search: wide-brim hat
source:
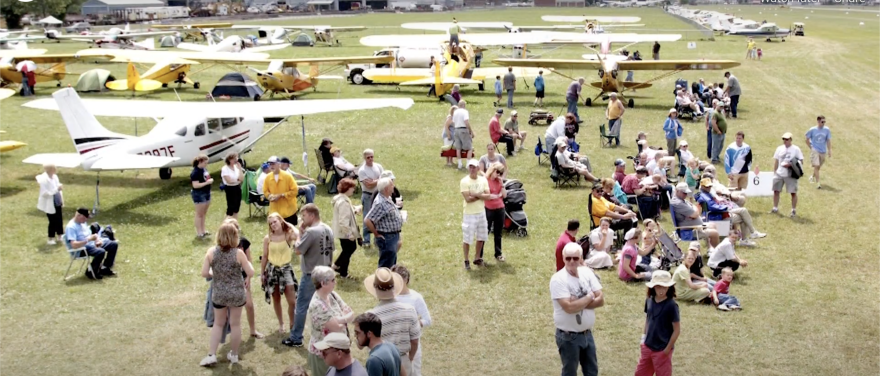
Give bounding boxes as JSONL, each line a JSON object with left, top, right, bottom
{"left": 364, "top": 268, "right": 405, "bottom": 300}
{"left": 646, "top": 270, "right": 675, "bottom": 288}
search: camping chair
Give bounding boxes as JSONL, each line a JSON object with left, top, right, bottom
{"left": 598, "top": 123, "right": 616, "bottom": 148}
{"left": 63, "top": 237, "right": 91, "bottom": 281}
{"left": 666, "top": 191, "right": 704, "bottom": 243}
{"left": 550, "top": 149, "right": 580, "bottom": 188}
{"left": 314, "top": 148, "right": 334, "bottom": 185}
{"left": 243, "top": 170, "right": 269, "bottom": 217}
{"left": 535, "top": 137, "right": 550, "bottom": 166}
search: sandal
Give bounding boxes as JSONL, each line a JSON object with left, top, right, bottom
{"left": 251, "top": 332, "right": 265, "bottom": 339}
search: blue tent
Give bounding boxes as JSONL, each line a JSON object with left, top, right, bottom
{"left": 211, "top": 73, "right": 263, "bottom": 100}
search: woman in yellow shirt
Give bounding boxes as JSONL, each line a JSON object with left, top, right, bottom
{"left": 261, "top": 213, "right": 300, "bottom": 334}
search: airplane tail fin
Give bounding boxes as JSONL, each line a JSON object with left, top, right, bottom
{"left": 105, "top": 62, "right": 161, "bottom": 92}
{"left": 51, "top": 88, "right": 129, "bottom": 154}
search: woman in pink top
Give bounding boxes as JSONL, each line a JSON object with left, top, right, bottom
{"left": 481, "top": 162, "right": 508, "bottom": 263}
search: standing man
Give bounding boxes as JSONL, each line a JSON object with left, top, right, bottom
{"left": 772, "top": 132, "right": 804, "bottom": 217}
{"left": 365, "top": 268, "right": 421, "bottom": 376}
{"left": 723, "top": 71, "right": 741, "bottom": 119}
{"left": 805, "top": 115, "right": 832, "bottom": 189}
{"left": 427, "top": 56, "right": 436, "bottom": 98}
{"left": 284, "top": 204, "right": 334, "bottom": 347}
{"left": 353, "top": 312, "right": 402, "bottom": 376}
{"left": 365, "top": 178, "right": 403, "bottom": 268}
{"left": 279, "top": 156, "right": 317, "bottom": 204}
{"left": 550, "top": 242, "right": 604, "bottom": 376}
{"left": 555, "top": 219, "right": 580, "bottom": 271}
{"left": 534, "top": 70, "right": 545, "bottom": 107}
{"left": 724, "top": 131, "right": 754, "bottom": 191}
{"left": 489, "top": 108, "right": 515, "bottom": 156}
{"left": 709, "top": 99, "right": 728, "bottom": 164}
{"left": 448, "top": 19, "right": 460, "bottom": 51}
{"left": 503, "top": 67, "right": 516, "bottom": 109}
{"left": 504, "top": 110, "right": 528, "bottom": 152}
{"left": 66, "top": 207, "right": 119, "bottom": 280}
{"left": 606, "top": 92, "right": 625, "bottom": 146}
{"left": 460, "top": 159, "right": 491, "bottom": 270}
{"left": 358, "top": 149, "right": 384, "bottom": 248}
{"left": 452, "top": 100, "right": 474, "bottom": 170}
{"left": 566, "top": 78, "right": 584, "bottom": 123}
{"left": 263, "top": 156, "right": 299, "bottom": 225}
{"left": 316, "top": 332, "right": 368, "bottom": 376}
{"left": 652, "top": 41, "right": 660, "bottom": 60}
{"left": 704, "top": 98, "right": 716, "bottom": 160}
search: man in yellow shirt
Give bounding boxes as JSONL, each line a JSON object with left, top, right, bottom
{"left": 460, "top": 159, "right": 492, "bottom": 270}
{"left": 589, "top": 184, "right": 637, "bottom": 233}
{"left": 263, "top": 156, "right": 300, "bottom": 225}
{"left": 746, "top": 38, "right": 756, "bottom": 60}
{"left": 606, "top": 92, "right": 626, "bottom": 146}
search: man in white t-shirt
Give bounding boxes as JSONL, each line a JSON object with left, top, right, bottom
{"left": 550, "top": 242, "right": 604, "bottom": 376}
{"left": 707, "top": 230, "right": 747, "bottom": 278}
{"left": 451, "top": 100, "right": 474, "bottom": 170}
{"left": 460, "top": 159, "right": 491, "bottom": 270}
{"left": 771, "top": 132, "right": 804, "bottom": 217}
{"left": 256, "top": 162, "right": 271, "bottom": 195}
{"left": 357, "top": 149, "right": 384, "bottom": 248}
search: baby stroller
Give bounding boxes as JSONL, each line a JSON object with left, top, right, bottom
{"left": 656, "top": 228, "right": 684, "bottom": 271}
{"left": 502, "top": 179, "right": 528, "bottom": 237}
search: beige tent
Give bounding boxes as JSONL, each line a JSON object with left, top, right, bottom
{"left": 37, "top": 16, "right": 62, "bottom": 25}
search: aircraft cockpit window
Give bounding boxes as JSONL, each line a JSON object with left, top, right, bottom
{"left": 282, "top": 67, "right": 300, "bottom": 77}
{"left": 207, "top": 119, "right": 221, "bottom": 133}
{"left": 598, "top": 69, "right": 605, "bottom": 78}
{"left": 611, "top": 70, "right": 618, "bottom": 79}
{"left": 195, "top": 123, "right": 206, "bottom": 136}
{"left": 239, "top": 117, "right": 244, "bottom": 123}
{"left": 221, "top": 118, "right": 238, "bottom": 129}
{"left": 175, "top": 127, "right": 187, "bottom": 137}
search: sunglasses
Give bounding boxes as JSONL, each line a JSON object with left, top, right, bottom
{"left": 565, "top": 257, "right": 581, "bottom": 262}
{"left": 820, "top": 120, "right": 826, "bottom": 124}
{"left": 783, "top": 138, "right": 792, "bottom": 141}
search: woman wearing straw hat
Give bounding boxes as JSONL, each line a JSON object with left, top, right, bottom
{"left": 635, "top": 271, "right": 680, "bottom": 376}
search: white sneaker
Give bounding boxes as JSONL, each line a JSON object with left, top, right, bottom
{"left": 751, "top": 231, "right": 767, "bottom": 239}
{"left": 227, "top": 351, "right": 239, "bottom": 364}
{"left": 739, "top": 239, "right": 757, "bottom": 247}
{"left": 717, "top": 304, "right": 730, "bottom": 311}
{"left": 47, "top": 239, "right": 56, "bottom": 245}
{"left": 770, "top": 207, "right": 778, "bottom": 214}
{"left": 809, "top": 176, "right": 815, "bottom": 183}
{"left": 790, "top": 209, "right": 797, "bottom": 218}
{"left": 200, "top": 354, "right": 217, "bottom": 367}
{"left": 457, "top": 161, "right": 463, "bottom": 169}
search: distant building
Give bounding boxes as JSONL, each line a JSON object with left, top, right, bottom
{"left": 81, "top": 0, "right": 166, "bottom": 15}
{"left": 540, "top": 0, "right": 584, "bottom": 6}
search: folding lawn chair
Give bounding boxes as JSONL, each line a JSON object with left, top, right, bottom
{"left": 314, "top": 148, "right": 334, "bottom": 185}
{"left": 63, "top": 237, "right": 92, "bottom": 281}
{"left": 598, "top": 123, "right": 616, "bottom": 148}
{"left": 243, "top": 170, "right": 269, "bottom": 217}
{"left": 535, "top": 137, "right": 550, "bottom": 166}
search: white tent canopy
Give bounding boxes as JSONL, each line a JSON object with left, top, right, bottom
{"left": 37, "top": 16, "right": 63, "bottom": 25}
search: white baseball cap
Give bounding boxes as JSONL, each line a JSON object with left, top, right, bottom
{"left": 467, "top": 159, "right": 480, "bottom": 168}
{"left": 267, "top": 156, "right": 279, "bottom": 163}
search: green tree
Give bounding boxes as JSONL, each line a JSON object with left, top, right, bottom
{"left": 1, "top": 0, "right": 86, "bottom": 29}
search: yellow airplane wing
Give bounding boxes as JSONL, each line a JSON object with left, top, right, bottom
{"left": 493, "top": 58, "right": 603, "bottom": 70}
{"left": 151, "top": 23, "right": 233, "bottom": 29}
{"left": 0, "top": 141, "right": 27, "bottom": 153}
{"left": 398, "top": 76, "right": 483, "bottom": 86}
{"left": 19, "top": 53, "right": 115, "bottom": 64}
{"left": 616, "top": 60, "right": 741, "bottom": 71}
{"left": 276, "top": 55, "right": 394, "bottom": 67}
{"left": 0, "top": 88, "right": 14, "bottom": 101}
{"left": 473, "top": 67, "right": 546, "bottom": 80}
{"left": 75, "top": 49, "right": 269, "bottom": 65}
{"left": 362, "top": 68, "right": 431, "bottom": 82}
{"left": 0, "top": 49, "right": 48, "bottom": 59}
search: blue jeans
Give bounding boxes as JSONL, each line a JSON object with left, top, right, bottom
{"left": 507, "top": 89, "right": 514, "bottom": 108}
{"left": 608, "top": 118, "right": 621, "bottom": 145}
{"left": 289, "top": 272, "right": 315, "bottom": 343}
{"left": 298, "top": 184, "right": 316, "bottom": 204}
{"left": 710, "top": 133, "right": 726, "bottom": 162}
{"left": 376, "top": 232, "right": 400, "bottom": 268}
{"left": 718, "top": 293, "right": 740, "bottom": 307}
{"left": 566, "top": 98, "right": 579, "bottom": 122}
{"left": 82, "top": 241, "right": 118, "bottom": 273}
{"left": 361, "top": 191, "right": 375, "bottom": 244}
{"left": 706, "top": 128, "right": 713, "bottom": 159}
{"left": 556, "top": 329, "right": 598, "bottom": 376}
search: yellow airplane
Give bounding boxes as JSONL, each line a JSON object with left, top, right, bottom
{"left": 248, "top": 55, "right": 394, "bottom": 99}
{"left": 0, "top": 52, "right": 108, "bottom": 87}
{"left": 494, "top": 55, "right": 740, "bottom": 107}
{"left": 0, "top": 130, "right": 27, "bottom": 153}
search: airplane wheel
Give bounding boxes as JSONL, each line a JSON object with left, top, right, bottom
{"left": 56, "top": 83, "right": 61, "bottom": 87}
{"left": 194, "top": 82, "right": 201, "bottom": 89}
{"left": 478, "top": 83, "right": 484, "bottom": 91}
{"left": 585, "top": 98, "right": 592, "bottom": 107}
{"left": 159, "top": 168, "right": 172, "bottom": 180}
{"left": 766, "top": 38, "right": 771, "bottom": 42}
{"left": 162, "top": 83, "right": 168, "bottom": 88}
{"left": 628, "top": 98, "right": 634, "bottom": 108}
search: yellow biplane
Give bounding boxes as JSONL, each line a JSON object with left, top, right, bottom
{"left": 248, "top": 55, "right": 395, "bottom": 99}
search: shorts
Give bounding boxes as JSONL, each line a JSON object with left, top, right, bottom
{"left": 213, "top": 301, "right": 246, "bottom": 309}
{"left": 810, "top": 149, "right": 826, "bottom": 167}
{"left": 453, "top": 128, "right": 472, "bottom": 151}
{"left": 450, "top": 34, "right": 460, "bottom": 46}
{"left": 729, "top": 174, "right": 749, "bottom": 190}
{"left": 191, "top": 189, "right": 211, "bottom": 204}
{"left": 536, "top": 89, "right": 545, "bottom": 98}
{"left": 462, "top": 212, "right": 488, "bottom": 245}
{"left": 772, "top": 175, "right": 798, "bottom": 193}
{"left": 263, "top": 263, "right": 298, "bottom": 303}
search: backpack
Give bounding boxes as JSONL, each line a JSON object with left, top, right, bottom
{"left": 789, "top": 159, "right": 804, "bottom": 179}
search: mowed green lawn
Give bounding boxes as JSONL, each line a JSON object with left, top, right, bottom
{"left": 1, "top": 6, "right": 878, "bottom": 375}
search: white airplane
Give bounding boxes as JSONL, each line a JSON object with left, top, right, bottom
{"left": 0, "top": 30, "right": 46, "bottom": 50}
{"left": 22, "top": 88, "right": 414, "bottom": 207}
{"left": 401, "top": 21, "right": 644, "bottom": 34}
{"left": 44, "top": 24, "right": 173, "bottom": 48}
{"left": 233, "top": 25, "right": 367, "bottom": 46}
{"left": 177, "top": 35, "right": 289, "bottom": 53}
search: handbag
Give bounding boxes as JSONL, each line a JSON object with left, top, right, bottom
{"left": 348, "top": 200, "right": 364, "bottom": 246}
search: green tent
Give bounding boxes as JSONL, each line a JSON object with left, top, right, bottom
{"left": 74, "top": 69, "right": 113, "bottom": 92}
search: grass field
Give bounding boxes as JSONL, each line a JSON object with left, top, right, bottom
{"left": 1, "top": 6, "right": 878, "bottom": 375}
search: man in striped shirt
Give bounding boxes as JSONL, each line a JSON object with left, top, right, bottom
{"left": 365, "top": 268, "right": 421, "bottom": 376}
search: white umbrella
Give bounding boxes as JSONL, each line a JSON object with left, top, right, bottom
{"left": 15, "top": 60, "right": 36, "bottom": 72}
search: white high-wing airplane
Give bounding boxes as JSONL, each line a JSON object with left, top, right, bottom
{"left": 22, "top": 88, "right": 413, "bottom": 195}
{"left": 177, "top": 35, "right": 289, "bottom": 53}
{"left": 233, "top": 25, "right": 367, "bottom": 46}
{"left": 44, "top": 23, "right": 173, "bottom": 47}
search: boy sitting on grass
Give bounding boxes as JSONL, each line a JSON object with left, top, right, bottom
{"left": 711, "top": 267, "right": 742, "bottom": 311}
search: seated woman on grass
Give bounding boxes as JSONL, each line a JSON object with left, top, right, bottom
{"left": 586, "top": 218, "right": 614, "bottom": 269}
{"left": 672, "top": 249, "right": 711, "bottom": 304}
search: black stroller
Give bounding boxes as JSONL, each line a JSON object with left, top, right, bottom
{"left": 502, "top": 179, "right": 528, "bottom": 237}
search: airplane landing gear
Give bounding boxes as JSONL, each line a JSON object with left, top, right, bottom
{"left": 478, "top": 83, "right": 484, "bottom": 91}
{"left": 585, "top": 98, "right": 592, "bottom": 107}
{"left": 766, "top": 37, "right": 772, "bottom": 42}
{"left": 627, "top": 98, "right": 634, "bottom": 108}
{"left": 193, "top": 82, "right": 201, "bottom": 89}
{"left": 159, "top": 168, "right": 172, "bottom": 180}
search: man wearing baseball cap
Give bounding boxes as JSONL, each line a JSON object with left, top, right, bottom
{"left": 489, "top": 108, "right": 515, "bottom": 156}
{"left": 279, "top": 156, "right": 317, "bottom": 204}
{"left": 65, "top": 207, "right": 118, "bottom": 280}
{"left": 504, "top": 110, "right": 528, "bottom": 153}
{"left": 315, "top": 332, "right": 368, "bottom": 376}
{"left": 460, "top": 159, "right": 491, "bottom": 270}
{"left": 772, "top": 132, "right": 804, "bottom": 217}
{"left": 612, "top": 159, "right": 627, "bottom": 185}
{"left": 263, "top": 155, "right": 299, "bottom": 225}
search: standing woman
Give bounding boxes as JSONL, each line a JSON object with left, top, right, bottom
{"left": 200, "top": 222, "right": 254, "bottom": 367}
{"left": 307, "top": 265, "right": 354, "bottom": 376}
{"left": 443, "top": 105, "right": 457, "bottom": 166}
{"left": 191, "top": 155, "right": 213, "bottom": 238}
{"left": 261, "top": 213, "right": 300, "bottom": 334}
{"left": 36, "top": 164, "right": 64, "bottom": 245}
{"left": 478, "top": 143, "right": 508, "bottom": 177}
{"left": 220, "top": 152, "right": 244, "bottom": 220}
{"left": 635, "top": 271, "right": 680, "bottom": 376}
{"left": 331, "top": 178, "right": 362, "bottom": 279}
{"left": 224, "top": 218, "right": 263, "bottom": 339}
{"left": 663, "top": 109, "right": 683, "bottom": 154}
{"left": 482, "top": 162, "right": 507, "bottom": 263}
{"left": 451, "top": 84, "right": 462, "bottom": 104}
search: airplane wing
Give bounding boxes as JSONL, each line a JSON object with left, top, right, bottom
{"left": 493, "top": 58, "right": 603, "bottom": 70}
{"left": 176, "top": 42, "right": 212, "bottom": 52}
{"left": 75, "top": 49, "right": 270, "bottom": 64}
{"left": 23, "top": 95, "right": 415, "bottom": 119}
{"left": 22, "top": 153, "right": 82, "bottom": 168}
{"left": 533, "top": 32, "right": 682, "bottom": 44}
{"left": 514, "top": 25, "right": 582, "bottom": 31}
{"left": 401, "top": 22, "right": 513, "bottom": 32}
{"left": 90, "top": 154, "right": 179, "bottom": 170}
{"left": 0, "top": 88, "right": 14, "bottom": 101}
{"left": 0, "top": 49, "right": 47, "bottom": 58}
{"left": 152, "top": 23, "right": 234, "bottom": 29}
{"left": 616, "top": 60, "right": 742, "bottom": 71}
{"left": 360, "top": 33, "right": 549, "bottom": 47}
{"left": 473, "top": 67, "right": 546, "bottom": 79}
{"left": 398, "top": 77, "right": 483, "bottom": 86}
{"left": 541, "top": 16, "right": 642, "bottom": 23}
{"left": 115, "top": 31, "right": 176, "bottom": 39}
{"left": 276, "top": 55, "right": 394, "bottom": 67}
{"left": 0, "top": 35, "right": 46, "bottom": 42}
{"left": 243, "top": 44, "right": 289, "bottom": 53}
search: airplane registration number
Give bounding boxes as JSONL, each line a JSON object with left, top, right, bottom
{"left": 139, "top": 146, "right": 176, "bottom": 157}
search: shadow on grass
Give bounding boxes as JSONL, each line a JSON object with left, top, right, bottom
{"left": 0, "top": 185, "right": 26, "bottom": 199}
{"left": 468, "top": 259, "right": 516, "bottom": 282}
{"left": 17, "top": 173, "right": 171, "bottom": 189}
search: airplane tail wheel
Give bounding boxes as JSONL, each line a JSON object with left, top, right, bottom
{"left": 159, "top": 168, "right": 172, "bottom": 180}
{"left": 627, "top": 98, "right": 634, "bottom": 108}
{"left": 194, "top": 82, "right": 201, "bottom": 89}
{"left": 162, "top": 83, "right": 168, "bottom": 88}
{"left": 585, "top": 98, "right": 592, "bottom": 107}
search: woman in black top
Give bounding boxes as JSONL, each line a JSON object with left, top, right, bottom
{"left": 318, "top": 138, "right": 334, "bottom": 170}
{"left": 191, "top": 154, "right": 213, "bottom": 238}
